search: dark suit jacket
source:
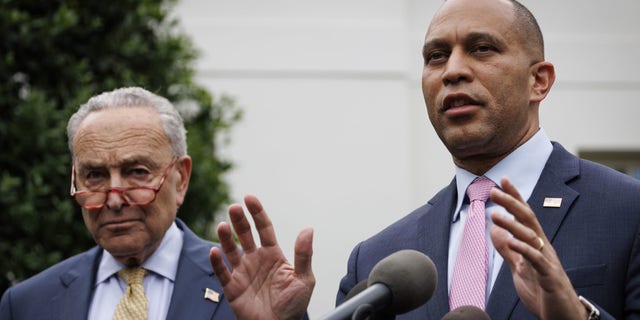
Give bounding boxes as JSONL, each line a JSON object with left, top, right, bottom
{"left": 0, "top": 218, "right": 235, "bottom": 319}
{"left": 336, "top": 142, "right": 640, "bottom": 319}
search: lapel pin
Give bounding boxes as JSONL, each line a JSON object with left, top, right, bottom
{"left": 543, "top": 197, "right": 562, "bottom": 208}
{"left": 204, "top": 288, "right": 220, "bottom": 303}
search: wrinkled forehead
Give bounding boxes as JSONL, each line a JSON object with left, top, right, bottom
{"left": 426, "top": 0, "right": 515, "bottom": 41}
{"left": 72, "top": 107, "right": 172, "bottom": 165}
{"left": 74, "top": 106, "right": 164, "bottom": 142}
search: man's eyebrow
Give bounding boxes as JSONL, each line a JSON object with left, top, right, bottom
{"left": 76, "top": 157, "right": 156, "bottom": 170}
{"left": 76, "top": 161, "right": 105, "bottom": 170}
{"left": 422, "top": 38, "right": 449, "bottom": 56}
{"left": 118, "top": 158, "right": 159, "bottom": 170}
{"left": 423, "top": 32, "right": 505, "bottom": 54}
{"left": 465, "top": 32, "right": 504, "bottom": 46}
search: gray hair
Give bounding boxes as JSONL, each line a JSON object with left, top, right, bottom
{"left": 66, "top": 87, "right": 187, "bottom": 158}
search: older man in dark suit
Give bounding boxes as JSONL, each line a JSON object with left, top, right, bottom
{"left": 0, "top": 87, "right": 235, "bottom": 319}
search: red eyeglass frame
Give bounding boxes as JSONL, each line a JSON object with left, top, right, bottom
{"left": 69, "top": 157, "right": 178, "bottom": 210}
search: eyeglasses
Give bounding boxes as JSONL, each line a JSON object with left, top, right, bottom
{"left": 70, "top": 158, "right": 178, "bottom": 210}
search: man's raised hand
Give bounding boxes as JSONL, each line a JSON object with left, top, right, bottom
{"left": 209, "top": 195, "right": 315, "bottom": 320}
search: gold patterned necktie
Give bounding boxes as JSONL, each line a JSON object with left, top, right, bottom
{"left": 113, "top": 267, "right": 148, "bottom": 320}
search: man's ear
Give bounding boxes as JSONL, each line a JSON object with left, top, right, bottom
{"left": 174, "top": 155, "right": 192, "bottom": 206}
{"left": 530, "top": 61, "right": 556, "bottom": 103}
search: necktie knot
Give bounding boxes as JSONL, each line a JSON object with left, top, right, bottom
{"left": 466, "top": 176, "right": 495, "bottom": 203}
{"left": 118, "top": 267, "right": 146, "bottom": 285}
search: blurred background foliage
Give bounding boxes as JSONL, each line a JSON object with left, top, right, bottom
{"left": 0, "top": 0, "right": 241, "bottom": 295}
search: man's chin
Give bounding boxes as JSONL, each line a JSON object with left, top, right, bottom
{"left": 100, "top": 238, "right": 147, "bottom": 265}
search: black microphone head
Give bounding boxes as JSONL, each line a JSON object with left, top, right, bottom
{"left": 345, "top": 279, "right": 369, "bottom": 301}
{"left": 367, "top": 249, "right": 437, "bottom": 315}
{"left": 441, "top": 306, "right": 490, "bottom": 320}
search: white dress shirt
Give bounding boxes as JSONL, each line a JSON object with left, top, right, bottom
{"left": 447, "top": 129, "right": 553, "bottom": 304}
{"left": 88, "top": 222, "right": 184, "bottom": 320}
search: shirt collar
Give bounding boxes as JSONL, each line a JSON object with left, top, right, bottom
{"left": 452, "top": 128, "right": 553, "bottom": 222}
{"left": 94, "top": 221, "right": 184, "bottom": 285}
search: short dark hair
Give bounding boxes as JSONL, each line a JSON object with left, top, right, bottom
{"left": 510, "top": 0, "right": 545, "bottom": 60}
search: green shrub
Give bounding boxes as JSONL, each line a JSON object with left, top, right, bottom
{"left": 0, "top": 0, "right": 241, "bottom": 294}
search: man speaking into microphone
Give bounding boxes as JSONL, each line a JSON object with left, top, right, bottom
{"left": 209, "top": 0, "right": 640, "bottom": 319}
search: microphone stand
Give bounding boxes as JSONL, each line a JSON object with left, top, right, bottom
{"left": 351, "top": 304, "right": 396, "bottom": 320}
{"left": 351, "top": 304, "right": 374, "bottom": 320}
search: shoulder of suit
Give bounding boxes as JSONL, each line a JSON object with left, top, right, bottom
{"left": 3, "top": 246, "right": 101, "bottom": 296}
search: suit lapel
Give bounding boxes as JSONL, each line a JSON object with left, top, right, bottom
{"left": 50, "top": 247, "right": 101, "bottom": 320}
{"left": 39, "top": 220, "right": 223, "bottom": 320}
{"left": 486, "top": 142, "right": 580, "bottom": 319}
{"left": 421, "top": 179, "right": 458, "bottom": 320}
{"left": 166, "top": 220, "right": 225, "bottom": 319}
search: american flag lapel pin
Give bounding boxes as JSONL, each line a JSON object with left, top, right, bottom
{"left": 204, "top": 288, "right": 220, "bottom": 303}
{"left": 543, "top": 197, "right": 562, "bottom": 208}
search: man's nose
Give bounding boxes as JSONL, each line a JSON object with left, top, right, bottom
{"left": 442, "top": 49, "right": 473, "bottom": 85}
{"left": 105, "top": 176, "right": 127, "bottom": 210}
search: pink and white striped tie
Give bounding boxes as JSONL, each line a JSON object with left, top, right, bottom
{"left": 449, "top": 176, "right": 496, "bottom": 310}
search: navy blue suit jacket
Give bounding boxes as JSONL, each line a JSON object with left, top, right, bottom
{"left": 0, "top": 219, "right": 235, "bottom": 319}
{"left": 336, "top": 142, "right": 640, "bottom": 319}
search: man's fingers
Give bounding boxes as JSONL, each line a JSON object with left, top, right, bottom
{"left": 294, "top": 227, "right": 314, "bottom": 276}
{"left": 217, "top": 221, "right": 241, "bottom": 267}
{"left": 502, "top": 231, "right": 555, "bottom": 278}
{"left": 244, "top": 194, "right": 279, "bottom": 247}
{"left": 491, "top": 210, "right": 546, "bottom": 251}
{"left": 491, "top": 214, "right": 554, "bottom": 276}
{"left": 229, "top": 203, "right": 257, "bottom": 252}
{"left": 491, "top": 181, "right": 544, "bottom": 237}
{"left": 490, "top": 225, "right": 521, "bottom": 268}
{"left": 498, "top": 177, "right": 525, "bottom": 203}
{"left": 209, "top": 247, "right": 232, "bottom": 286}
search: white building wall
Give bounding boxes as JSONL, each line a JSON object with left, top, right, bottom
{"left": 174, "top": 1, "right": 640, "bottom": 317}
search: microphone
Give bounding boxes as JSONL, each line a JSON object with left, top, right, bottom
{"left": 441, "top": 306, "right": 491, "bottom": 320}
{"left": 344, "top": 280, "right": 394, "bottom": 320}
{"left": 319, "top": 250, "right": 437, "bottom": 320}
{"left": 344, "top": 279, "right": 369, "bottom": 301}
